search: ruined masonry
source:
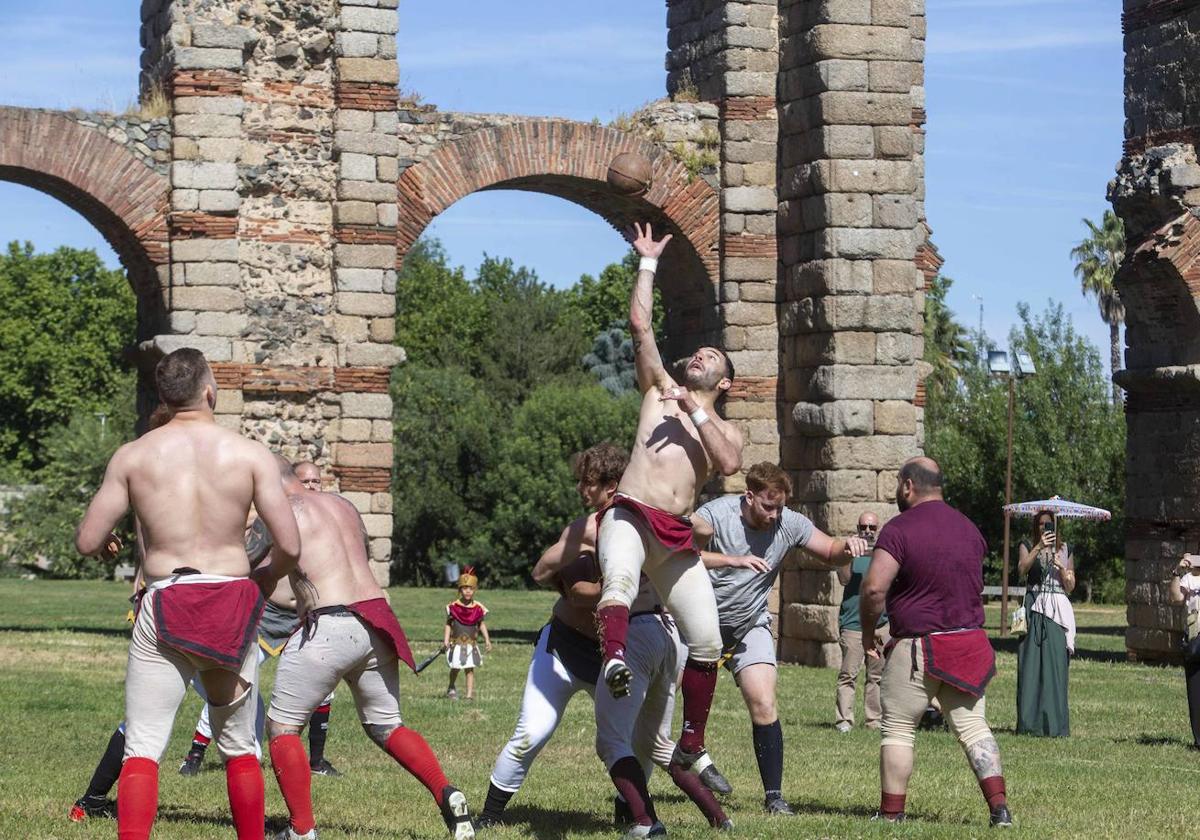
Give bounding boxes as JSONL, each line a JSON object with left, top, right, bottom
{"left": 4, "top": 0, "right": 1099, "bottom": 668}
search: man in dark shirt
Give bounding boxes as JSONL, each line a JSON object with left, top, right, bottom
{"left": 860, "top": 457, "right": 1012, "bottom": 828}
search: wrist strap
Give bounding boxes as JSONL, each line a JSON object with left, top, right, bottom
{"left": 690, "top": 407, "right": 710, "bottom": 427}
{"left": 638, "top": 256, "right": 658, "bottom": 274}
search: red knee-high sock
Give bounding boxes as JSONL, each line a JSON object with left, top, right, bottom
{"left": 880, "top": 791, "right": 907, "bottom": 818}
{"left": 668, "top": 759, "right": 727, "bottom": 827}
{"left": 609, "top": 756, "right": 656, "bottom": 827}
{"left": 597, "top": 604, "right": 629, "bottom": 661}
{"left": 117, "top": 757, "right": 158, "bottom": 840}
{"left": 226, "top": 754, "right": 265, "bottom": 840}
{"left": 385, "top": 727, "right": 450, "bottom": 805}
{"left": 269, "top": 735, "right": 314, "bottom": 834}
{"left": 679, "top": 657, "right": 718, "bottom": 753}
{"left": 979, "top": 775, "right": 1007, "bottom": 810}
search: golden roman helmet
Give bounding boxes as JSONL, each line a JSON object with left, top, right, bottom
{"left": 457, "top": 567, "right": 478, "bottom": 590}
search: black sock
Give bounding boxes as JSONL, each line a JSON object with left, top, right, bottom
{"left": 308, "top": 704, "right": 331, "bottom": 765}
{"left": 83, "top": 727, "right": 126, "bottom": 801}
{"left": 752, "top": 720, "right": 784, "bottom": 799}
{"left": 481, "top": 781, "right": 515, "bottom": 822}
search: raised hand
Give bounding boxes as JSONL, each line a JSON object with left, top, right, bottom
{"left": 626, "top": 221, "right": 673, "bottom": 259}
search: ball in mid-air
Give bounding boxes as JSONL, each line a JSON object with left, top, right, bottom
{"left": 607, "top": 152, "right": 653, "bottom": 196}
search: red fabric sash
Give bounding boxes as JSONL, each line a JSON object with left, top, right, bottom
{"left": 609, "top": 495, "right": 696, "bottom": 552}
{"left": 920, "top": 629, "right": 996, "bottom": 698}
{"left": 349, "top": 598, "right": 416, "bottom": 673}
{"left": 153, "top": 579, "right": 264, "bottom": 668}
{"left": 448, "top": 600, "right": 486, "bottom": 627}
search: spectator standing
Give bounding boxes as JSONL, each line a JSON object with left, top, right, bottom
{"left": 835, "top": 512, "right": 889, "bottom": 733}
{"left": 1169, "top": 554, "right": 1200, "bottom": 749}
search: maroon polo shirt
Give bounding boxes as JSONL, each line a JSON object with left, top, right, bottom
{"left": 873, "top": 499, "right": 987, "bottom": 639}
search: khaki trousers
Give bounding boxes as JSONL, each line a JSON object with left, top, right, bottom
{"left": 880, "top": 637, "right": 994, "bottom": 750}
{"left": 835, "top": 627, "right": 885, "bottom": 727}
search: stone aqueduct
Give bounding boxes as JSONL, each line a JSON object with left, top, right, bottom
{"left": 0, "top": 0, "right": 1194, "bottom": 664}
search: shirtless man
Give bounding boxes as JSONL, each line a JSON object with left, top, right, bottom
{"left": 596, "top": 222, "right": 743, "bottom": 776}
{"left": 264, "top": 459, "right": 473, "bottom": 840}
{"left": 75, "top": 348, "right": 301, "bottom": 840}
{"left": 181, "top": 462, "right": 341, "bottom": 779}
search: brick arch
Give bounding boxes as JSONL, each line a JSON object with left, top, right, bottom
{"left": 397, "top": 119, "right": 722, "bottom": 356}
{"left": 0, "top": 107, "right": 169, "bottom": 316}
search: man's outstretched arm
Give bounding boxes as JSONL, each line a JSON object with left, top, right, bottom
{"left": 628, "top": 222, "right": 673, "bottom": 394}
{"left": 76, "top": 447, "right": 132, "bottom": 557}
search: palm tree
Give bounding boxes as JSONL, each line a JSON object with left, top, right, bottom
{"left": 1071, "top": 210, "right": 1126, "bottom": 405}
{"left": 923, "top": 274, "right": 972, "bottom": 393}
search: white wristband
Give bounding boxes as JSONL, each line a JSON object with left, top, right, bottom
{"left": 690, "top": 407, "right": 710, "bottom": 427}
{"left": 638, "top": 256, "right": 658, "bottom": 274}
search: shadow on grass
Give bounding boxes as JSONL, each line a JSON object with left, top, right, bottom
{"left": 0, "top": 623, "right": 129, "bottom": 637}
{"left": 501, "top": 803, "right": 616, "bottom": 838}
{"left": 1112, "top": 733, "right": 1197, "bottom": 749}
{"left": 790, "top": 796, "right": 966, "bottom": 824}
{"left": 491, "top": 628, "right": 541, "bottom": 645}
{"left": 990, "top": 635, "right": 1126, "bottom": 664}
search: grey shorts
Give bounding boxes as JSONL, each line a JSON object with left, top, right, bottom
{"left": 723, "top": 619, "right": 777, "bottom": 676}
{"left": 268, "top": 612, "right": 402, "bottom": 729}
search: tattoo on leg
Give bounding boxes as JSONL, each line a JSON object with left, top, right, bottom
{"left": 364, "top": 723, "right": 398, "bottom": 749}
{"left": 966, "top": 736, "right": 1003, "bottom": 780}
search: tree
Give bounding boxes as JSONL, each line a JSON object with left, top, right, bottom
{"left": 582, "top": 324, "right": 636, "bottom": 395}
{"left": 393, "top": 238, "right": 487, "bottom": 371}
{"left": 925, "top": 302, "right": 1126, "bottom": 601}
{"left": 459, "top": 382, "right": 641, "bottom": 587}
{"left": 2, "top": 381, "right": 138, "bottom": 578}
{"left": 390, "top": 363, "right": 500, "bottom": 585}
{"left": 1071, "top": 210, "right": 1126, "bottom": 405}
{"left": 563, "top": 249, "right": 665, "bottom": 340}
{"left": 0, "top": 243, "right": 137, "bottom": 478}
{"left": 923, "top": 274, "right": 973, "bottom": 396}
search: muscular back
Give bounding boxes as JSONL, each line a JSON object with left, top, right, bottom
{"left": 617, "top": 386, "right": 712, "bottom": 516}
{"left": 285, "top": 491, "right": 381, "bottom": 611}
{"left": 122, "top": 419, "right": 280, "bottom": 581}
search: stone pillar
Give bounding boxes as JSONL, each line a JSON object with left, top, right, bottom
{"left": 1110, "top": 0, "right": 1200, "bottom": 662}
{"left": 776, "top": 0, "right": 924, "bottom": 666}
{"left": 138, "top": 0, "right": 400, "bottom": 585}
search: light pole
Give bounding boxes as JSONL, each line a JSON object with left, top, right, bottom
{"left": 988, "top": 350, "right": 1036, "bottom": 634}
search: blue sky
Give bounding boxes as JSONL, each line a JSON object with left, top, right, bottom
{"left": 0, "top": 0, "right": 1124, "bottom": 365}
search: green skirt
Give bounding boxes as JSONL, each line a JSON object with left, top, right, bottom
{"left": 1016, "top": 602, "right": 1070, "bottom": 736}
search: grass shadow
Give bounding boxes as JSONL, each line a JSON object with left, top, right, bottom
{"left": 991, "top": 634, "right": 1127, "bottom": 664}
{"left": 790, "top": 796, "right": 965, "bottom": 824}
{"left": 0, "top": 624, "right": 130, "bottom": 637}
{"left": 501, "top": 803, "right": 616, "bottom": 838}
{"left": 491, "top": 629, "right": 541, "bottom": 645}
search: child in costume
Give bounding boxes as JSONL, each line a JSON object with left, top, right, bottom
{"left": 444, "top": 568, "right": 491, "bottom": 700}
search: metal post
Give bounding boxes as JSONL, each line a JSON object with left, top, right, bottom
{"left": 1000, "top": 377, "right": 1015, "bottom": 635}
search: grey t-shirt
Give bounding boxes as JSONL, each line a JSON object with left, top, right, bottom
{"left": 695, "top": 494, "right": 814, "bottom": 645}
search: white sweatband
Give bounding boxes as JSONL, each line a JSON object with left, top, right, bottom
{"left": 690, "top": 407, "right": 710, "bottom": 427}
{"left": 638, "top": 256, "right": 658, "bottom": 274}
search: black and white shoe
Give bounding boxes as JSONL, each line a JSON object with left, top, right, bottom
{"left": 272, "top": 827, "right": 318, "bottom": 840}
{"left": 440, "top": 786, "right": 475, "bottom": 839}
{"left": 309, "top": 758, "right": 343, "bottom": 778}
{"left": 764, "top": 795, "right": 794, "bottom": 816}
{"left": 178, "top": 749, "right": 205, "bottom": 777}
{"left": 603, "top": 658, "right": 632, "bottom": 698}
{"left": 989, "top": 805, "right": 1014, "bottom": 828}
{"left": 871, "top": 811, "right": 907, "bottom": 823}
{"left": 670, "top": 745, "right": 732, "bottom": 795}
{"left": 622, "top": 821, "right": 667, "bottom": 838}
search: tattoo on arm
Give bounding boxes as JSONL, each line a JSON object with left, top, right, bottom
{"left": 244, "top": 519, "right": 274, "bottom": 567}
{"left": 966, "top": 736, "right": 1003, "bottom": 780}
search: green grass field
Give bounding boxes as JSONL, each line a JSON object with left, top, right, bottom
{"left": 0, "top": 581, "right": 1194, "bottom": 839}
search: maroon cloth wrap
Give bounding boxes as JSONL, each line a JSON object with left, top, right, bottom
{"left": 920, "top": 629, "right": 996, "bottom": 698}
{"left": 152, "top": 579, "right": 265, "bottom": 668}
{"left": 348, "top": 598, "right": 417, "bottom": 673}
{"left": 609, "top": 495, "right": 696, "bottom": 552}
{"left": 447, "top": 600, "right": 486, "bottom": 627}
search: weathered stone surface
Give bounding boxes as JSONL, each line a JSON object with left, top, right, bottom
{"left": 341, "top": 393, "right": 392, "bottom": 419}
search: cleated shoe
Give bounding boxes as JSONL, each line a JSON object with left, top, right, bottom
{"left": 603, "top": 658, "right": 632, "bottom": 698}
{"left": 835, "top": 722, "right": 852, "bottom": 734}
{"left": 989, "top": 805, "right": 1013, "bottom": 828}
{"left": 440, "top": 785, "right": 475, "bottom": 839}
{"left": 178, "top": 749, "right": 205, "bottom": 776}
{"left": 871, "top": 811, "right": 907, "bottom": 823}
{"left": 717, "top": 818, "right": 734, "bottom": 832}
{"left": 69, "top": 796, "right": 114, "bottom": 822}
{"left": 672, "top": 746, "right": 732, "bottom": 796}
{"left": 272, "top": 827, "right": 318, "bottom": 840}
{"left": 622, "top": 821, "right": 667, "bottom": 838}
{"left": 309, "top": 758, "right": 343, "bottom": 778}
{"left": 764, "top": 795, "right": 794, "bottom": 816}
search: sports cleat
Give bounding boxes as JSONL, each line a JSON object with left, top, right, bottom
{"left": 764, "top": 795, "right": 795, "bottom": 816}
{"left": 835, "top": 721, "right": 852, "bottom": 734}
{"left": 671, "top": 745, "right": 732, "bottom": 796}
{"left": 614, "top": 796, "right": 634, "bottom": 826}
{"left": 445, "top": 688, "right": 459, "bottom": 701}
{"left": 272, "top": 827, "right": 318, "bottom": 840}
{"left": 440, "top": 786, "right": 475, "bottom": 839}
{"left": 717, "top": 818, "right": 734, "bottom": 831}
{"left": 603, "top": 658, "right": 632, "bottom": 698}
{"left": 622, "top": 821, "right": 667, "bottom": 838}
{"left": 989, "top": 805, "right": 1013, "bottom": 828}
{"left": 309, "top": 758, "right": 343, "bottom": 778}
{"left": 178, "top": 749, "right": 205, "bottom": 776}
{"left": 472, "top": 815, "right": 501, "bottom": 830}
{"left": 69, "top": 796, "right": 114, "bottom": 822}
{"left": 871, "top": 811, "right": 907, "bottom": 823}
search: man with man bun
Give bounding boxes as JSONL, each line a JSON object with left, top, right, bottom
{"left": 76, "top": 348, "right": 302, "bottom": 840}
